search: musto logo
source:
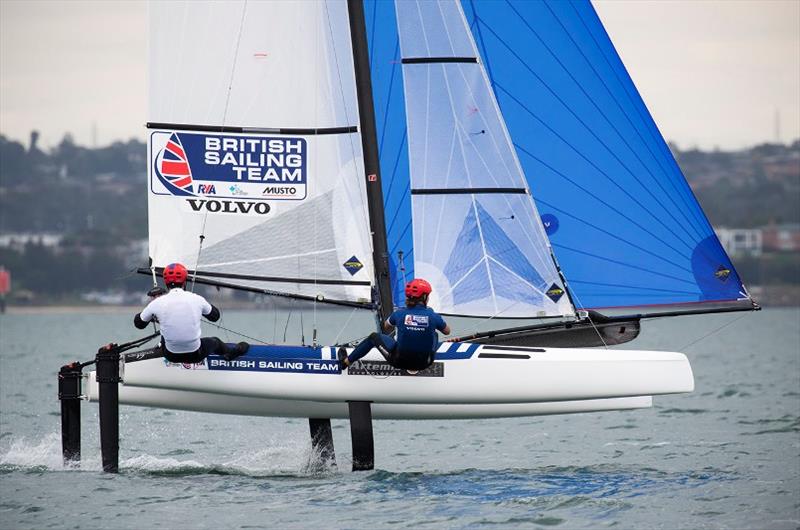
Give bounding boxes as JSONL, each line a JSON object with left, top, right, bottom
{"left": 150, "top": 131, "right": 308, "bottom": 214}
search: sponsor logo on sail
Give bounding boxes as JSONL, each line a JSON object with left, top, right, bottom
{"left": 228, "top": 184, "right": 248, "bottom": 196}
{"left": 154, "top": 133, "right": 194, "bottom": 195}
{"left": 541, "top": 213, "right": 559, "bottom": 235}
{"left": 715, "top": 265, "right": 731, "bottom": 282}
{"left": 546, "top": 283, "right": 565, "bottom": 303}
{"left": 343, "top": 256, "right": 364, "bottom": 276}
{"left": 186, "top": 199, "right": 271, "bottom": 215}
{"left": 150, "top": 130, "right": 308, "bottom": 212}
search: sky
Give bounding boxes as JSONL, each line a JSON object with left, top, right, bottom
{"left": 0, "top": 0, "right": 798, "bottom": 151}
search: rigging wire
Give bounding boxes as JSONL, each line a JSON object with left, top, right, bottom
{"left": 449, "top": 299, "right": 522, "bottom": 339}
{"left": 189, "top": 1, "right": 248, "bottom": 342}
{"left": 283, "top": 299, "right": 296, "bottom": 343}
{"left": 271, "top": 295, "right": 279, "bottom": 343}
{"left": 221, "top": 1, "right": 248, "bottom": 130}
{"left": 189, "top": 0, "right": 246, "bottom": 290}
{"left": 312, "top": 1, "right": 320, "bottom": 347}
{"left": 564, "top": 288, "right": 609, "bottom": 349}
{"left": 300, "top": 306, "right": 306, "bottom": 346}
{"left": 676, "top": 311, "right": 752, "bottom": 352}
{"left": 332, "top": 307, "right": 362, "bottom": 345}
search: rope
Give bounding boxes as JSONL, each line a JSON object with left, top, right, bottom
{"left": 204, "top": 319, "right": 271, "bottom": 346}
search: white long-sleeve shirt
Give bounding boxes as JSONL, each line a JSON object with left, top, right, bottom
{"left": 140, "top": 288, "right": 213, "bottom": 353}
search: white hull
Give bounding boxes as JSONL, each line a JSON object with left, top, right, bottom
{"left": 86, "top": 372, "right": 653, "bottom": 419}
{"left": 85, "top": 343, "right": 692, "bottom": 419}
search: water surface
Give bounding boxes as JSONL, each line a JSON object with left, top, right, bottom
{"left": 1, "top": 307, "right": 798, "bottom": 529}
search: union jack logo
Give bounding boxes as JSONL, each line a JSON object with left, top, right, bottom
{"left": 159, "top": 133, "right": 193, "bottom": 191}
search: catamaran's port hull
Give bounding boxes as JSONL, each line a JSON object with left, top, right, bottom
{"left": 85, "top": 373, "right": 653, "bottom": 419}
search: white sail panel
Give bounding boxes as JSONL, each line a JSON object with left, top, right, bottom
{"left": 395, "top": 0, "right": 573, "bottom": 318}
{"left": 147, "top": 1, "right": 373, "bottom": 303}
{"left": 149, "top": 1, "right": 357, "bottom": 129}
{"left": 395, "top": 1, "right": 475, "bottom": 58}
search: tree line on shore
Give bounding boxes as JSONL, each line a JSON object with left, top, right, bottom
{"left": 0, "top": 133, "right": 798, "bottom": 302}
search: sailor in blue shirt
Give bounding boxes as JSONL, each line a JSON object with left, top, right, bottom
{"left": 339, "top": 278, "right": 451, "bottom": 371}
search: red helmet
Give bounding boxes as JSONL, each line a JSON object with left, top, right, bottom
{"left": 163, "top": 263, "right": 188, "bottom": 286}
{"left": 405, "top": 278, "right": 432, "bottom": 298}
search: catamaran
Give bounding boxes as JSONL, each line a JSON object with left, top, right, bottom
{"left": 61, "top": 0, "right": 757, "bottom": 471}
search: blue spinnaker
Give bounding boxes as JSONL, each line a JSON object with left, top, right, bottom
{"left": 464, "top": 0, "right": 750, "bottom": 310}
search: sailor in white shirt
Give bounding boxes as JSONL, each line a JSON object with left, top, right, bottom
{"left": 134, "top": 263, "right": 248, "bottom": 363}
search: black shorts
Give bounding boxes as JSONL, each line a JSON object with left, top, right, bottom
{"left": 163, "top": 337, "right": 224, "bottom": 364}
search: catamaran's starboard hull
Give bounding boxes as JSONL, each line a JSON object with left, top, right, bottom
{"left": 91, "top": 343, "right": 692, "bottom": 418}
{"left": 85, "top": 371, "right": 653, "bottom": 419}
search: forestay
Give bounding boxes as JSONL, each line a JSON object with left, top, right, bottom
{"left": 147, "top": 0, "right": 374, "bottom": 304}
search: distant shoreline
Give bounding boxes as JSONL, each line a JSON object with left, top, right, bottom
{"left": 3, "top": 305, "right": 142, "bottom": 315}
{"left": 2, "top": 302, "right": 799, "bottom": 316}
{"left": 0, "top": 302, "right": 343, "bottom": 314}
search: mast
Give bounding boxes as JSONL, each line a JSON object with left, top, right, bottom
{"left": 347, "top": 0, "right": 393, "bottom": 322}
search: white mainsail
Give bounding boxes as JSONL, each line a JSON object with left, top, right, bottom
{"left": 147, "top": 0, "right": 374, "bottom": 303}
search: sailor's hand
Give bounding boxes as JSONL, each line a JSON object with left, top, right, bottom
{"left": 147, "top": 286, "right": 166, "bottom": 298}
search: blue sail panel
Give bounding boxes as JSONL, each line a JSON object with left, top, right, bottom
{"left": 366, "top": 0, "right": 413, "bottom": 309}
{"left": 465, "top": 0, "right": 751, "bottom": 310}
